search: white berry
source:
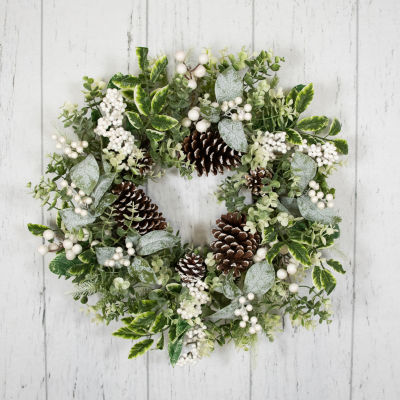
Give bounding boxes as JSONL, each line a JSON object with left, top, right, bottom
{"left": 311, "top": 196, "right": 319, "bottom": 204}
{"left": 247, "top": 292, "right": 255, "bottom": 301}
{"left": 289, "top": 283, "right": 299, "bottom": 293}
{"left": 234, "top": 309, "right": 241, "bottom": 317}
{"left": 309, "top": 180, "right": 317, "bottom": 188}
{"left": 256, "top": 247, "right": 267, "bottom": 259}
{"left": 176, "top": 63, "right": 187, "bottom": 74}
{"left": 239, "top": 296, "right": 246, "bottom": 304}
{"left": 196, "top": 119, "right": 209, "bottom": 133}
{"left": 187, "top": 79, "right": 197, "bottom": 89}
{"left": 65, "top": 250, "right": 76, "bottom": 260}
{"left": 277, "top": 268, "right": 288, "bottom": 280}
{"left": 255, "top": 324, "right": 262, "bottom": 332}
{"left": 317, "top": 191, "right": 324, "bottom": 199}
{"left": 37, "top": 244, "right": 48, "bottom": 256}
{"left": 42, "top": 229, "right": 55, "bottom": 240}
{"left": 308, "top": 190, "right": 316, "bottom": 197}
{"left": 287, "top": 263, "right": 297, "bottom": 275}
{"left": 181, "top": 117, "right": 192, "bottom": 128}
{"left": 175, "top": 51, "right": 186, "bottom": 62}
{"left": 239, "top": 321, "right": 246, "bottom": 328}
{"left": 244, "top": 113, "right": 252, "bottom": 121}
{"left": 327, "top": 201, "right": 334, "bottom": 208}
{"left": 62, "top": 239, "right": 73, "bottom": 250}
{"left": 317, "top": 201, "right": 325, "bottom": 210}
{"left": 250, "top": 316, "right": 258, "bottom": 324}
{"left": 243, "top": 104, "right": 252, "bottom": 112}
{"left": 246, "top": 304, "right": 253, "bottom": 312}
{"left": 127, "top": 248, "right": 135, "bottom": 256}
{"left": 326, "top": 193, "right": 334, "bottom": 201}
{"left": 198, "top": 53, "right": 209, "bottom": 64}
{"left": 84, "top": 197, "right": 93, "bottom": 205}
{"left": 249, "top": 327, "right": 256, "bottom": 334}
{"left": 72, "top": 244, "right": 82, "bottom": 255}
{"left": 188, "top": 108, "right": 200, "bottom": 121}
{"left": 193, "top": 65, "right": 206, "bottom": 78}
{"left": 234, "top": 97, "right": 242, "bottom": 105}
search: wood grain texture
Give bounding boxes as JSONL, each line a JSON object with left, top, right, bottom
{"left": 1, "top": 0, "right": 400, "bottom": 399}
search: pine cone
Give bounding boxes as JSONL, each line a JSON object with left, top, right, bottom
{"left": 211, "top": 212, "right": 260, "bottom": 277}
{"left": 138, "top": 152, "right": 153, "bottom": 175}
{"left": 182, "top": 129, "right": 241, "bottom": 176}
{"left": 112, "top": 181, "right": 167, "bottom": 234}
{"left": 245, "top": 168, "right": 272, "bottom": 195}
{"left": 176, "top": 253, "right": 206, "bottom": 283}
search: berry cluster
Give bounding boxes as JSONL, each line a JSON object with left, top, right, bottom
{"left": 276, "top": 257, "right": 300, "bottom": 293}
{"left": 182, "top": 106, "right": 211, "bottom": 133}
{"left": 177, "top": 280, "right": 210, "bottom": 320}
{"left": 175, "top": 50, "right": 208, "bottom": 90}
{"left": 59, "top": 179, "right": 93, "bottom": 216}
{"left": 219, "top": 97, "right": 252, "bottom": 122}
{"left": 252, "top": 247, "right": 267, "bottom": 263}
{"left": 103, "top": 243, "right": 135, "bottom": 268}
{"left": 176, "top": 323, "right": 207, "bottom": 366}
{"left": 234, "top": 293, "right": 262, "bottom": 335}
{"left": 51, "top": 134, "right": 88, "bottom": 159}
{"left": 307, "top": 180, "right": 334, "bottom": 210}
{"left": 298, "top": 140, "right": 339, "bottom": 167}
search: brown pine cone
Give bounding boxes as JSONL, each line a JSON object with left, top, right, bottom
{"left": 211, "top": 212, "right": 260, "bottom": 277}
{"left": 245, "top": 167, "right": 273, "bottom": 195}
{"left": 138, "top": 152, "right": 153, "bottom": 175}
{"left": 112, "top": 181, "right": 167, "bottom": 234}
{"left": 182, "top": 129, "right": 241, "bottom": 176}
{"left": 176, "top": 253, "right": 206, "bottom": 283}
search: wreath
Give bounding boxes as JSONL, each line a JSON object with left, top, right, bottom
{"left": 28, "top": 47, "right": 348, "bottom": 366}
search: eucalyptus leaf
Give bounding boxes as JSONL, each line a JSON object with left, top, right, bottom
{"left": 126, "top": 231, "right": 140, "bottom": 247}
{"left": 91, "top": 173, "right": 115, "bottom": 208}
{"left": 218, "top": 272, "right": 242, "bottom": 299}
{"left": 94, "top": 193, "right": 117, "bottom": 216}
{"left": 208, "top": 300, "right": 239, "bottom": 322}
{"left": 218, "top": 119, "right": 248, "bottom": 152}
{"left": 69, "top": 154, "right": 99, "bottom": 195}
{"left": 297, "top": 195, "right": 338, "bottom": 225}
{"left": 129, "top": 256, "right": 157, "bottom": 284}
{"left": 59, "top": 209, "right": 96, "bottom": 231}
{"left": 136, "top": 230, "right": 180, "bottom": 256}
{"left": 243, "top": 261, "right": 275, "bottom": 295}
{"left": 215, "top": 67, "right": 243, "bottom": 102}
{"left": 95, "top": 247, "right": 116, "bottom": 266}
{"left": 291, "top": 152, "right": 317, "bottom": 192}
{"left": 278, "top": 197, "right": 301, "bottom": 217}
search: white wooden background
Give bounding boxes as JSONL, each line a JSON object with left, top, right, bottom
{"left": 1, "top": 0, "right": 400, "bottom": 399}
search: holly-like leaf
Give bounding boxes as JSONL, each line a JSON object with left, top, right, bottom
{"left": 136, "top": 231, "right": 180, "bottom": 256}
{"left": 243, "top": 261, "right": 275, "bottom": 295}
{"left": 150, "top": 313, "right": 168, "bottom": 333}
{"left": 312, "top": 266, "right": 323, "bottom": 290}
{"left": 208, "top": 300, "right": 239, "bottom": 322}
{"left": 156, "top": 333, "right": 164, "bottom": 350}
{"left": 130, "top": 311, "right": 156, "bottom": 329}
{"left": 218, "top": 119, "right": 248, "bottom": 152}
{"left": 175, "top": 318, "right": 191, "bottom": 338}
{"left": 134, "top": 85, "right": 151, "bottom": 116}
{"left": 297, "top": 116, "right": 329, "bottom": 132}
{"left": 291, "top": 152, "right": 317, "bottom": 192}
{"left": 295, "top": 83, "right": 314, "bottom": 113}
{"left": 70, "top": 154, "right": 99, "bottom": 195}
{"left": 215, "top": 67, "right": 243, "bottom": 102}
{"left": 109, "top": 74, "right": 139, "bottom": 89}
{"left": 128, "top": 338, "right": 153, "bottom": 359}
{"left": 329, "top": 118, "right": 341, "bottom": 136}
{"left": 136, "top": 47, "right": 149, "bottom": 72}
{"left": 333, "top": 139, "right": 348, "bottom": 155}
{"left": 59, "top": 209, "right": 96, "bottom": 231}
{"left": 297, "top": 195, "right": 338, "bottom": 225}
{"left": 113, "top": 326, "right": 143, "bottom": 340}
{"left": 126, "top": 111, "right": 144, "bottom": 130}
{"left": 27, "top": 223, "right": 51, "bottom": 236}
{"left": 266, "top": 242, "right": 283, "bottom": 263}
{"left": 151, "top": 85, "right": 169, "bottom": 114}
{"left": 150, "top": 55, "right": 168, "bottom": 82}
{"left": 49, "top": 251, "right": 81, "bottom": 277}
{"left": 327, "top": 259, "right": 345, "bottom": 274}
{"left": 168, "top": 335, "right": 184, "bottom": 366}
{"left": 286, "top": 129, "right": 303, "bottom": 145}
{"left": 146, "top": 129, "right": 164, "bottom": 143}
{"left": 129, "top": 256, "right": 157, "bottom": 284}
{"left": 320, "top": 269, "right": 336, "bottom": 294}
{"left": 91, "top": 173, "right": 115, "bottom": 208}
{"left": 287, "top": 241, "right": 311, "bottom": 266}
{"left": 150, "top": 115, "right": 178, "bottom": 131}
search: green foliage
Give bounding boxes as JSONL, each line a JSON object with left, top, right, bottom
{"left": 243, "top": 261, "right": 275, "bottom": 295}
{"left": 218, "top": 119, "right": 248, "bottom": 152}
{"left": 27, "top": 223, "right": 51, "bottom": 236}
{"left": 296, "top": 116, "right": 329, "bottom": 132}
{"left": 129, "top": 339, "right": 154, "bottom": 359}
{"left": 295, "top": 83, "right": 314, "bottom": 113}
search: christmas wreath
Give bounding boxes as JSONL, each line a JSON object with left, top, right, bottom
{"left": 28, "top": 47, "right": 348, "bottom": 366}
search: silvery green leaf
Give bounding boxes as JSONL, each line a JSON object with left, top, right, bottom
{"left": 102, "top": 158, "right": 112, "bottom": 173}
{"left": 129, "top": 256, "right": 157, "bottom": 284}
{"left": 94, "top": 193, "right": 117, "bottom": 216}
{"left": 215, "top": 67, "right": 243, "bottom": 102}
{"left": 297, "top": 195, "right": 338, "bottom": 225}
{"left": 218, "top": 119, "right": 248, "bottom": 152}
{"left": 291, "top": 152, "right": 317, "bottom": 192}
{"left": 95, "top": 247, "right": 116, "bottom": 265}
{"left": 59, "top": 209, "right": 96, "bottom": 231}
{"left": 278, "top": 197, "right": 301, "bottom": 217}
{"left": 208, "top": 300, "right": 239, "bottom": 323}
{"left": 243, "top": 261, "right": 275, "bottom": 296}
{"left": 217, "top": 272, "right": 242, "bottom": 300}
{"left": 136, "top": 230, "right": 180, "bottom": 256}
{"left": 91, "top": 173, "right": 115, "bottom": 208}
{"left": 200, "top": 106, "right": 220, "bottom": 123}
{"left": 70, "top": 154, "right": 100, "bottom": 195}
{"left": 126, "top": 231, "right": 141, "bottom": 247}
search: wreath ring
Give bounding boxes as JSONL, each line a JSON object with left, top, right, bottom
{"left": 29, "top": 47, "right": 348, "bottom": 366}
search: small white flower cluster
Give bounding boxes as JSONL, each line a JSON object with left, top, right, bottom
{"left": 253, "top": 131, "right": 290, "bottom": 164}
{"left": 307, "top": 180, "right": 334, "bottom": 210}
{"left": 234, "top": 294, "right": 262, "bottom": 335}
{"left": 113, "top": 277, "right": 130, "bottom": 290}
{"left": 181, "top": 106, "right": 211, "bottom": 133}
{"left": 51, "top": 134, "right": 88, "bottom": 159}
{"left": 103, "top": 243, "right": 135, "bottom": 268}
{"left": 59, "top": 179, "right": 93, "bottom": 216}
{"left": 219, "top": 97, "right": 252, "bottom": 122}
{"left": 177, "top": 280, "right": 210, "bottom": 320}
{"left": 175, "top": 50, "right": 208, "bottom": 90}
{"left": 176, "top": 323, "right": 207, "bottom": 366}
{"left": 94, "top": 88, "right": 136, "bottom": 160}
{"left": 297, "top": 140, "right": 339, "bottom": 167}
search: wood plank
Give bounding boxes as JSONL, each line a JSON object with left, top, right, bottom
{"left": 42, "top": 1, "right": 148, "bottom": 398}
{"left": 352, "top": 1, "right": 400, "bottom": 398}
{"left": 146, "top": 0, "right": 253, "bottom": 398}
{"left": 0, "top": 1, "right": 46, "bottom": 399}
{"left": 251, "top": 1, "right": 357, "bottom": 399}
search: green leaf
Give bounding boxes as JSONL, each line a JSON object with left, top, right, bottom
{"left": 126, "top": 231, "right": 140, "bottom": 247}
{"left": 218, "top": 272, "right": 242, "bottom": 299}
{"left": 218, "top": 119, "right": 248, "bottom": 152}
{"left": 200, "top": 105, "right": 221, "bottom": 123}
{"left": 297, "top": 195, "right": 338, "bottom": 225}
{"left": 49, "top": 251, "right": 81, "bottom": 277}
{"left": 126, "top": 111, "right": 144, "bottom": 130}
{"left": 150, "top": 313, "right": 168, "bottom": 333}
{"left": 110, "top": 74, "right": 139, "bottom": 89}
{"left": 297, "top": 116, "right": 329, "bottom": 132}
{"left": 215, "top": 67, "right": 243, "bottom": 102}
{"left": 134, "top": 85, "right": 151, "bottom": 116}
{"left": 166, "top": 283, "right": 182, "bottom": 294}
{"left": 333, "top": 139, "right": 348, "bottom": 155}
{"left": 156, "top": 333, "right": 164, "bottom": 350}
{"left": 146, "top": 129, "right": 164, "bottom": 142}
{"left": 136, "top": 47, "right": 149, "bottom": 72}
{"left": 59, "top": 209, "right": 96, "bottom": 231}
{"left": 175, "top": 318, "right": 191, "bottom": 338}
{"left": 27, "top": 223, "right": 51, "bottom": 236}
{"left": 168, "top": 335, "right": 184, "bottom": 366}
{"left": 295, "top": 83, "right": 314, "bottom": 113}
{"left": 129, "top": 256, "right": 157, "bottom": 284}
{"left": 150, "top": 115, "right": 178, "bottom": 131}
{"left": 136, "top": 231, "right": 180, "bottom": 256}
{"left": 131, "top": 311, "right": 156, "bottom": 329}
{"left": 70, "top": 154, "right": 99, "bottom": 195}
{"left": 291, "top": 152, "right": 317, "bottom": 192}
{"left": 320, "top": 269, "right": 336, "bottom": 294}
{"left": 94, "top": 193, "right": 117, "bottom": 216}
{"left": 91, "top": 173, "right": 115, "bottom": 208}
{"left": 286, "top": 129, "right": 303, "bottom": 145}
{"left": 78, "top": 249, "right": 96, "bottom": 264}
{"left": 113, "top": 326, "right": 143, "bottom": 340}
{"left": 329, "top": 118, "right": 341, "bottom": 136}
{"left": 266, "top": 242, "right": 283, "bottom": 263}
{"left": 286, "top": 241, "right": 311, "bottom": 266}
{"left": 278, "top": 197, "right": 301, "bottom": 217}
{"left": 151, "top": 85, "right": 169, "bottom": 114}
{"left": 95, "top": 247, "right": 116, "bottom": 266}
{"left": 128, "top": 338, "right": 153, "bottom": 359}
{"left": 312, "top": 266, "right": 323, "bottom": 290}
{"left": 327, "top": 259, "right": 345, "bottom": 274}
{"left": 243, "top": 261, "right": 275, "bottom": 295}
{"left": 150, "top": 55, "right": 168, "bottom": 82}
{"left": 208, "top": 300, "right": 239, "bottom": 322}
